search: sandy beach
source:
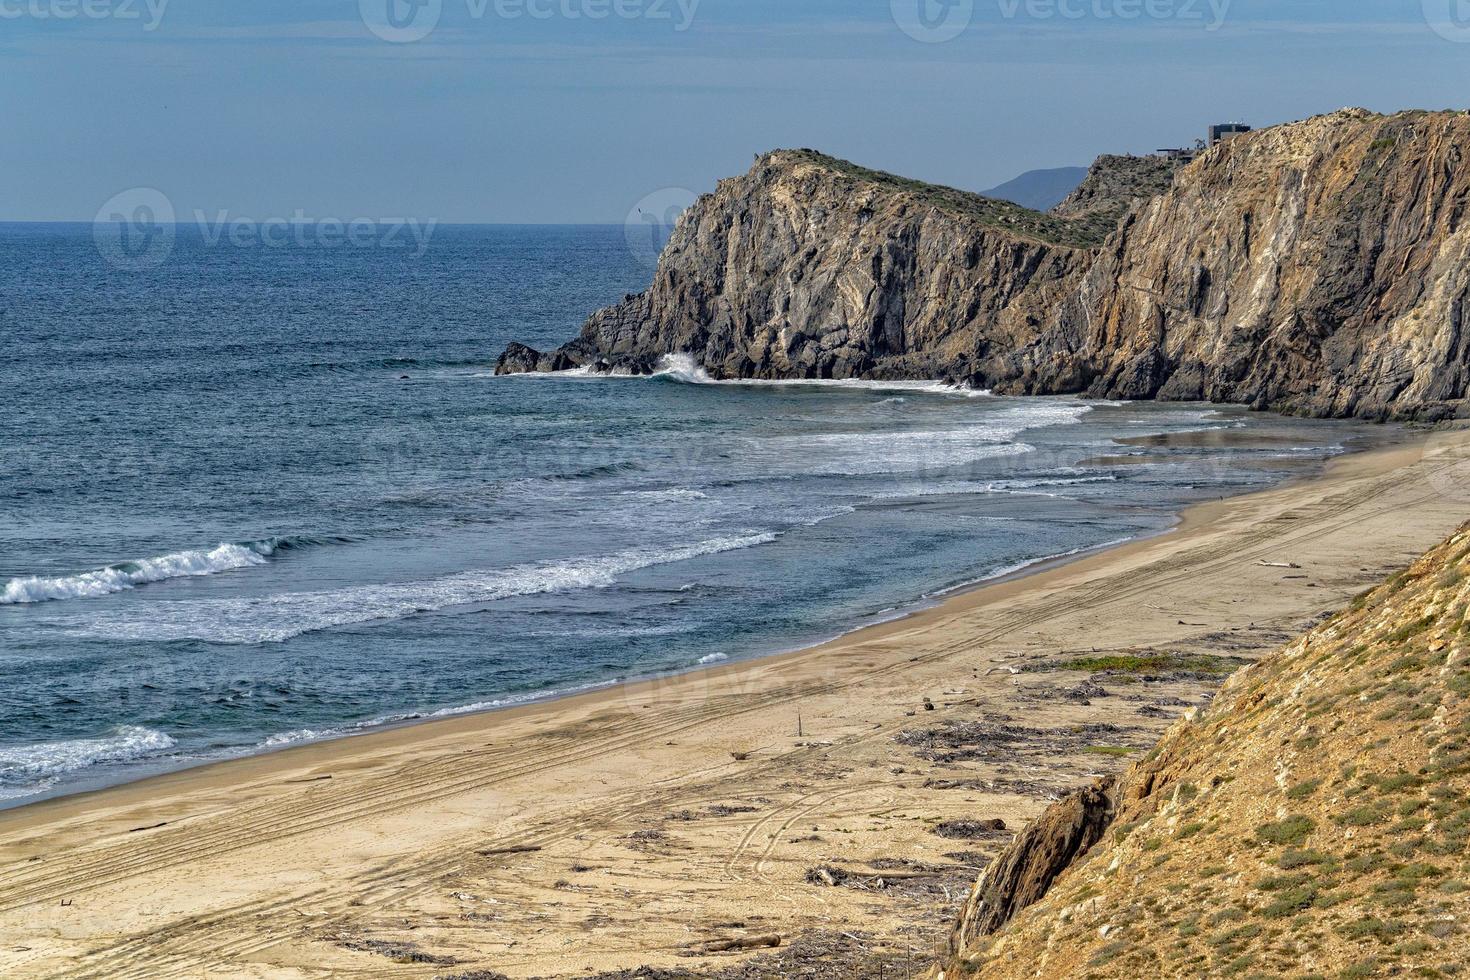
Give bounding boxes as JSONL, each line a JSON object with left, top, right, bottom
{"left": 3, "top": 426, "right": 1470, "bottom": 979}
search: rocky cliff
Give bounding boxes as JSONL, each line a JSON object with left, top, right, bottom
{"left": 1000, "top": 109, "right": 1470, "bottom": 420}
{"left": 498, "top": 109, "right": 1470, "bottom": 421}
{"left": 930, "top": 524, "right": 1470, "bottom": 978}
{"left": 495, "top": 150, "right": 1156, "bottom": 382}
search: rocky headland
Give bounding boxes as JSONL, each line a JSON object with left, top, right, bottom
{"left": 498, "top": 109, "right": 1470, "bottom": 421}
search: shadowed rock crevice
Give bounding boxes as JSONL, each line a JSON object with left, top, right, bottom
{"left": 946, "top": 778, "right": 1116, "bottom": 951}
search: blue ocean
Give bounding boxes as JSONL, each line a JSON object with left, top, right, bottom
{"left": 0, "top": 223, "right": 1376, "bottom": 806}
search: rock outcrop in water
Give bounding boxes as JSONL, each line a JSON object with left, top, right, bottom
{"left": 498, "top": 109, "right": 1470, "bottom": 421}
{"left": 928, "top": 524, "right": 1470, "bottom": 978}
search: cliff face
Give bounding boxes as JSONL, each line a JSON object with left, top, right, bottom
{"left": 1000, "top": 109, "right": 1470, "bottom": 420}
{"left": 932, "top": 523, "right": 1470, "bottom": 978}
{"left": 495, "top": 151, "right": 1126, "bottom": 382}
{"left": 499, "top": 109, "right": 1470, "bottom": 421}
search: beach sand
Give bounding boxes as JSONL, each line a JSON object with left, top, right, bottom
{"left": 3, "top": 427, "right": 1470, "bottom": 979}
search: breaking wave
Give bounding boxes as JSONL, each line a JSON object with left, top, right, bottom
{"left": 65, "top": 533, "right": 780, "bottom": 645}
{"left": 0, "top": 535, "right": 360, "bottom": 605}
{"left": 0, "top": 726, "right": 178, "bottom": 799}
{"left": 1, "top": 544, "right": 269, "bottom": 605}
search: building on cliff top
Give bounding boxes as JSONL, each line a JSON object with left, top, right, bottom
{"left": 1209, "top": 121, "right": 1252, "bottom": 144}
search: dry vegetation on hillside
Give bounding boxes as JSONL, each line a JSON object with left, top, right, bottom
{"left": 940, "top": 524, "right": 1470, "bottom": 979}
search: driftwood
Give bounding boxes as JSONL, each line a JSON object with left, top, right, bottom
{"left": 128, "top": 822, "right": 168, "bottom": 833}
{"left": 1257, "top": 560, "right": 1302, "bottom": 569}
{"left": 690, "top": 934, "right": 782, "bottom": 953}
{"left": 476, "top": 845, "right": 542, "bottom": 857}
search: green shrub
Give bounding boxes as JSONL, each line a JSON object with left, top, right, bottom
{"left": 1287, "top": 779, "right": 1323, "bottom": 800}
{"left": 1257, "top": 816, "right": 1316, "bottom": 846}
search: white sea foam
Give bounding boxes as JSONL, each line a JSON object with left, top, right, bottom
{"left": 0, "top": 544, "right": 269, "bottom": 605}
{"left": 771, "top": 399, "right": 1093, "bottom": 477}
{"left": 697, "top": 652, "right": 728, "bottom": 665}
{"left": 505, "top": 353, "right": 994, "bottom": 396}
{"left": 0, "top": 726, "right": 177, "bottom": 799}
{"left": 65, "top": 533, "right": 779, "bottom": 645}
{"left": 617, "top": 488, "right": 710, "bottom": 502}
{"left": 649, "top": 353, "right": 992, "bottom": 396}
{"left": 870, "top": 471, "right": 1118, "bottom": 501}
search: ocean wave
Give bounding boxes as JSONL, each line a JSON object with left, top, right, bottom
{"left": 1, "top": 543, "right": 269, "bottom": 605}
{"left": 0, "top": 535, "right": 361, "bottom": 606}
{"left": 0, "top": 726, "right": 177, "bottom": 799}
{"left": 65, "top": 533, "right": 780, "bottom": 645}
{"left": 697, "top": 652, "right": 728, "bottom": 665}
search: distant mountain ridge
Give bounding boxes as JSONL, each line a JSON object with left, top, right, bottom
{"left": 980, "top": 165, "right": 1089, "bottom": 211}
{"left": 498, "top": 109, "right": 1470, "bottom": 421}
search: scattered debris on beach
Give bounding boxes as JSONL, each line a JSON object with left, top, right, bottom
{"left": 932, "top": 819, "right": 1008, "bottom": 840}
{"left": 330, "top": 934, "right": 456, "bottom": 965}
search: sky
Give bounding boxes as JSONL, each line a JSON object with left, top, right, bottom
{"left": 5, "top": 0, "right": 1470, "bottom": 223}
